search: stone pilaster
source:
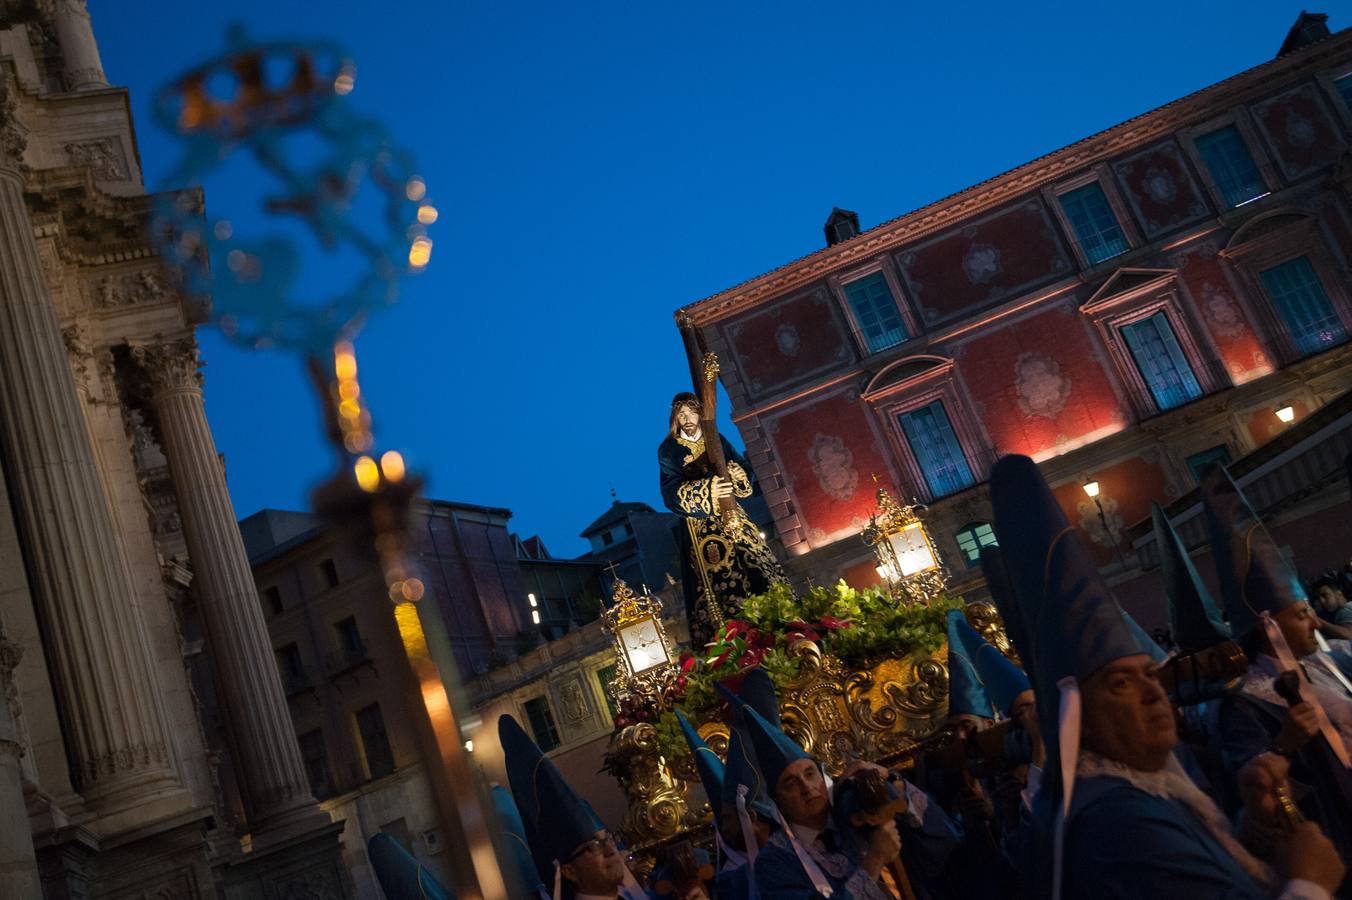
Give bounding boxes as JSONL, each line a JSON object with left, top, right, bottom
{"left": 0, "top": 625, "right": 41, "bottom": 899}
{"left": 134, "top": 338, "right": 329, "bottom": 841}
{"left": 0, "top": 81, "right": 186, "bottom": 828}
{"left": 43, "top": 0, "right": 108, "bottom": 91}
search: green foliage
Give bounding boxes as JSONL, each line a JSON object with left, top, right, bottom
{"left": 650, "top": 581, "right": 964, "bottom": 762}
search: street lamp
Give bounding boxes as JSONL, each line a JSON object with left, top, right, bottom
{"left": 1082, "top": 478, "right": 1126, "bottom": 567}
{"left": 862, "top": 485, "right": 946, "bottom": 605}
{"left": 1275, "top": 405, "right": 1295, "bottom": 424}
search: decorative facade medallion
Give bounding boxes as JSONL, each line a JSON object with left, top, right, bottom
{"left": 1199, "top": 281, "right": 1246, "bottom": 340}
{"left": 775, "top": 322, "right": 801, "bottom": 357}
{"left": 961, "top": 243, "right": 1001, "bottom": 285}
{"left": 1285, "top": 113, "right": 1316, "bottom": 149}
{"left": 1142, "top": 167, "right": 1177, "bottom": 204}
{"left": 1014, "top": 352, "right": 1072, "bottom": 419}
{"left": 559, "top": 677, "right": 588, "bottom": 724}
{"left": 808, "top": 433, "right": 858, "bottom": 502}
{"left": 63, "top": 137, "right": 129, "bottom": 181}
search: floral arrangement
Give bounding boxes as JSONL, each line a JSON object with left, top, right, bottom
{"left": 622, "top": 581, "right": 964, "bottom": 762}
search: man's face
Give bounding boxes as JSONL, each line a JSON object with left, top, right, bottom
{"left": 676, "top": 404, "right": 700, "bottom": 437}
{"left": 1079, "top": 654, "right": 1177, "bottom": 772}
{"left": 1273, "top": 602, "right": 1319, "bottom": 658}
{"left": 774, "top": 758, "right": 828, "bottom": 827}
{"left": 561, "top": 830, "right": 624, "bottom": 895}
{"left": 1314, "top": 584, "right": 1347, "bottom": 614}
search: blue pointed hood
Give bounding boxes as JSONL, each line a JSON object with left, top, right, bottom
{"left": 1199, "top": 464, "right": 1307, "bottom": 639}
{"left": 980, "top": 545, "right": 1033, "bottom": 671}
{"left": 990, "top": 455, "right": 1144, "bottom": 685}
{"left": 1120, "top": 606, "right": 1167, "bottom": 663}
{"left": 721, "top": 727, "right": 772, "bottom": 817}
{"left": 742, "top": 705, "right": 810, "bottom": 797}
{"left": 947, "top": 610, "right": 995, "bottom": 718}
{"left": 498, "top": 714, "right": 598, "bottom": 878}
{"left": 1151, "top": 503, "right": 1231, "bottom": 652}
{"left": 492, "top": 785, "right": 546, "bottom": 897}
{"left": 676, "top": 711, "right": 726, "bottom": 820}
{"left": 990, "top": 453, "right": 1147, "bottom": 810}
{"left": 368, "top": 832, "right": 455, "bottom": 900}
{"left": 735, "top": 667, "right": 782, "bottom": 730}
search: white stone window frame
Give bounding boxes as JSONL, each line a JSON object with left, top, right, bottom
{"left": 861, "top": 357, "right": 991, "bottom": 503}
{"left": 827, "top": 256, "right": 921, "bottom": 361}
{"left": 1043, "top": 165, "right": 1143, "bottom": 273}
{"left": 1081, "top": 271, "right": 1228, "bottom": 421}
{"left": 1177, "top": 108, "right": 1282, "bottom": 214}
{"left": 1218, "top": 211, "right": 1352, "bottom": 366}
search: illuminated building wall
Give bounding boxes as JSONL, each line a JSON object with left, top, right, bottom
{"left": 677, "top": 15, "right": 1352, "bottom": 608}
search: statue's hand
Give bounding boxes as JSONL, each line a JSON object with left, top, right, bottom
{"left": 710, "top": 475, "right": 735, "bottom": 500}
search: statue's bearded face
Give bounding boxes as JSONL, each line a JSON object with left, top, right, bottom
{"left": 676, "top": 404, "right": 700, "bottom": 437}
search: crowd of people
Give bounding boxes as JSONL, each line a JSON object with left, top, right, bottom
{"left": 374, "top": 453, "right": 1352, "bottom": 899}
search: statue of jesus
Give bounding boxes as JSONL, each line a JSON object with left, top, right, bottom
{"left": 659, "top": 392, "right": 787, "bottom": 647}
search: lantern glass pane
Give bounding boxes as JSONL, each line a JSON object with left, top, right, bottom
{"left": 888, "top": 525, "right": 936, "bottom": 577}
{"left": 620, "top": 617, "right": 667, "bottom": 674}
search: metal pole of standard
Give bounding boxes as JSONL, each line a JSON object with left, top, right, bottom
{"left": 392, "top": 598, "right": 509, "bottom": 900}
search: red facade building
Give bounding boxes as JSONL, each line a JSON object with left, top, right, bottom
{"left": 677, "top": 14, "right": 1352, "bottom": 624}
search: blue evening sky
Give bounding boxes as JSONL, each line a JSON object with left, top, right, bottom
{"left": 95, "top": 2, "right": 1347, "bottom": 558}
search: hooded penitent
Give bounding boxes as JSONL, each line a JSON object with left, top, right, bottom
{"left": 989, "top": 454, "right": 1155, "bottom": 898}
{"left": 499, "top": 714, "right": 603, "bottom": 889}
{"left": 714, "top": 673, "right": 782, "bottom": 821}
{"left": 677, "top": 710, "right": 726, "bottom": 820}
{"left": 980, "top": 545, "right": 1034, "bottom": 673}
{"left": 947, "top": 609, "right": 996, "bottom": 718}
{"left": 952, "top": 609, "right": 1032, "bottom": 717}
{"left": 1199, "top": 464, "right": 1308, "bottom": 640}
{"left": 1151, "top": 502, "right": 1232, "bottom": 653}
{"left": 368, "top": 831, "right": 455, "bottom": 900}
{"left": 493, "top": 784, "right": 548, "bottom": 898}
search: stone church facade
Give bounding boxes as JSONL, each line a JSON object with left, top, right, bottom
{"left": 0, "top": 3, "right": 347, "bottom": 897}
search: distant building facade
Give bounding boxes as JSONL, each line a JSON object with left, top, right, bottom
{"left": 676, "top": 13, "right": 1352, "bottom": 623}
{"left": 238, "top": 501, "right": 626, "bottom": 895}
{"left": 239, "top": 500, "right": 545, "bottom": 897}
{"left": 578, "top": 499, "right": 683, "bottom": 591}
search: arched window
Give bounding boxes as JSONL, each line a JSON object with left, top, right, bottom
{"left": 954, "top": 521, "right": 998, "bottom": 568}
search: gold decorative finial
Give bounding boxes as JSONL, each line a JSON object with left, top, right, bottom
{"left": 701, "top": 351, "right": 719, "bottom": 384}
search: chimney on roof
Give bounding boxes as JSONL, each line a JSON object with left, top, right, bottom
{"left": 1277, "top": 10, "right": 1330, "bottom": 57}
{"left": 824, "top": 207, "right": 861, "bottom": 247}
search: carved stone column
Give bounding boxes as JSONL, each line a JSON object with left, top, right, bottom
{"left": 44, "top": 0, "right": 108, "bottom": 91}
{"left": 0, "top": 626, "right": 41, "bottom": 899}
{"left": 0, "top": 82, "right": 185, "bottom": 826}
{"left": 134, "top": 338, "right": 328, "bottom": 840}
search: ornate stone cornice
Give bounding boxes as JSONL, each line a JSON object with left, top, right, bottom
{"left": 677, "top": 30, "right": 1352, "bottom": 326}
{"left": 133, "top": 338, "right": 203, "bottom": 396}
{"left": 0, "top": 66, "right": 28, "bottom": 166}
{"left": 61, "top": 321, "right": 92, "bottom": 390}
